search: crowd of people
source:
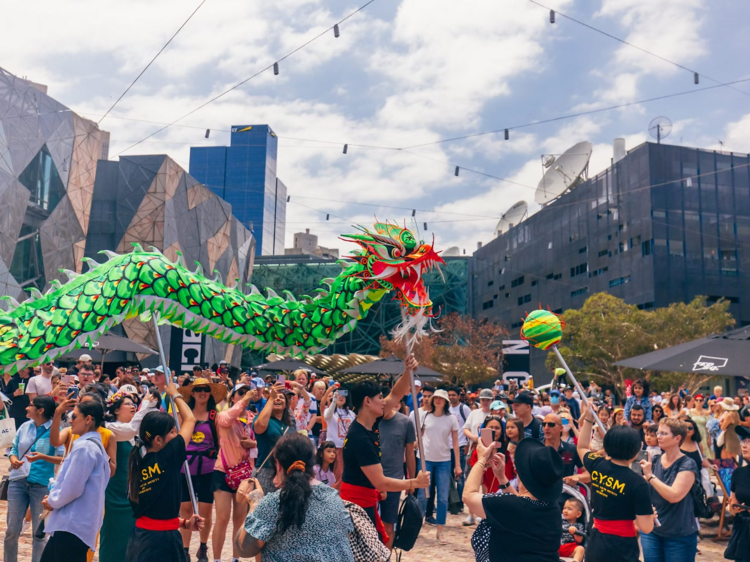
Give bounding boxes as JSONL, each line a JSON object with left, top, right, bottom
{"left": 3, "top": 355, "right": 750, "bottom": 561}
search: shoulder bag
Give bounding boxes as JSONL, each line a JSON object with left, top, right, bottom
{"left": 221, "top": 449, "right": 252, "bottom": 491}
{"left": 1, "top": 425, "right": 50, "bottom": 501}
{"left": 342, "top": 500, "right": 390, "bottom": 562}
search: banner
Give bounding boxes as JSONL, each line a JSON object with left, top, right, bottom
{"left": 169, "top": 326, "right": 205, "bottom": 375}
{"left": 502, "top": 339, "right": 530, "bottom": 386}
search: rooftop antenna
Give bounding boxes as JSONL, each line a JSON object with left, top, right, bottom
{"left": 535, "top": 142, "right": 593, "bottom": 205}
{"left": 648, "top": 117, "right": 672, "bottom": 144}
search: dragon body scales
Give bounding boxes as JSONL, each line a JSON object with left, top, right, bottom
{"left": 0, "top": 223, "right": 443, "bottom": 373}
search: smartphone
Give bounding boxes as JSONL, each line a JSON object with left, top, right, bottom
{"left": 67, "top": 386, "right": 79, "bottom": 399}
{"left": 630, "top": 449, "right": 648, "bottom": 474}
{"left": 62, "top": 375, "right": 74, "bottom": 385}
{"left": 338, "top": 389, "right": 348, "bottom": 397}
{"left": 277, "top": 374, "right": 286, "bottom": 384}
{"left": 481, "top": 427, "right": 493, "bottom": 447}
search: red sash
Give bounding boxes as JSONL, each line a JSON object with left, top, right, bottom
{"left": 135, "top": 516, "right": 180, "bottom": 531}
{"left": 339, "top": 482, "right": 389, "bottom": 545}
{"left": 593, "top": 518, "right": 636, "bottom": 538}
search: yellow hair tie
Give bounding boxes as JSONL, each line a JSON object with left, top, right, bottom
{"left": 286, "top": 460, "right": 306, "bottom": 475}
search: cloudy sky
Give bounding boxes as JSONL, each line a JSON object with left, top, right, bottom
{"left": 4, "top": 0, "right": 750, "bottom": 254}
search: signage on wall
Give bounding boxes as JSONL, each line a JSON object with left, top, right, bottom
{"left": 501, "top": 339, "right": 530, "bottom": 385}
{"left": 169, "top": 326, "right": 205, "bottom": 373}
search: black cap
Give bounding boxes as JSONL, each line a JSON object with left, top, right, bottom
{"left": 509, "top": 390, "right": 535, "bottom": 406}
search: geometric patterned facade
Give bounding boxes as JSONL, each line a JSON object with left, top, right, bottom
{"left": 86, "top": 155, "right": 255, "bottom": 368}
{"left": 0, "top": 66, "right": 109, "bottom": 302}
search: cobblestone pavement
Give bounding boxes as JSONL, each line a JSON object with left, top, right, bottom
{"left": 0, "top": 454, "right": 732, "bottom": 561}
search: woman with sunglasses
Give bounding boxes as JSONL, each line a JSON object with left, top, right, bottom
{"left": 209, "top": 382, "right": 257, "bottom": 562}
{"left": 468, "top": 415, "right": 513, "bottom": 494}
{"left": 689, "top": 394, "right": 712, "bottom": 460}
{"left": 40, "top": 400, "right": 110, "bottom": 562}
{"left": 680, "top": 417, "right": 709, "bottom": 478}
{"left": 174, "top": 378, "right": 227, "bottom": 562}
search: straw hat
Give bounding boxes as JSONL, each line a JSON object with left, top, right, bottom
{"left": 720, "top": 397, "right": 740, "bottom": 411}
{"left": 178, "top": 377, "right": 228, "bottom": 404}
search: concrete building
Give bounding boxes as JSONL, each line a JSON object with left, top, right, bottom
{"left": 189, "top": 125, "right": 287, "bottom": 256}
{"left": 471, "top": 141, "right": 750, "bottom": 379}
{"left": 285, "top": 228, "right": 339, "bottom": 259}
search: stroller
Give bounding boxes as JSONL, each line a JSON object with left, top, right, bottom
{"left": 558, "top": 483, "right": 592, "bottom": 562}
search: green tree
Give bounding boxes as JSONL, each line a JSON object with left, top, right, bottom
{"left": 545, "top": 293, "right": 735, "bottom": 396}
{"left": 380, "top": 313, "right": 505, "bottom": 386}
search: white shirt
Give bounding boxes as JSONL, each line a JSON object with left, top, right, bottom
{"left": 463, "top": 408, "right": 490, "bottom": 441}
{"left": 26, "top": 375, "right": 52, "bottom": 396}
{"left": 421, "top": 412, "right": 460, "bottom": 462}
{"left": 449, "top": 404, "right": 470, "bottom": 447}
{"left": 323, "top": 403, "right": 356, "bottom": 448}
{"left": 408, "top": 409, "right": 428, "bottom": 458}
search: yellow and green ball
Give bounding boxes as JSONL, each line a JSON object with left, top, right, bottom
{"left": 520, "top": 309, "right": 565, "bottom": 350}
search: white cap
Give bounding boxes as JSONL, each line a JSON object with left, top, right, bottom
{"left": 79, "top": 354, "right": 92, "bottom": 362}
{"left": 653, "top": 396, "right": 663, "bottom": 404}
{"left": 414, "top": 380, "right": 422, "bottom": 387}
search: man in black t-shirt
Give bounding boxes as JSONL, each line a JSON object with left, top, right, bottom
{"left": 511, "top": 391, "right": 544, "bottom": 442}
{"left": 341, "top": 355, "right": 430, "bottom": 546}
{"left": 542, "top": 413, "right": 584, "bottom": 482}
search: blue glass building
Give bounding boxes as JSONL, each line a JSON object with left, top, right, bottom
{"left": 189, "top": 125, "right": 287, "bottom": 255}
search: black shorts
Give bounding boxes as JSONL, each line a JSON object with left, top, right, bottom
{"left": 211, "top": 469, "right": 235, "bottom": 494}
{"left": 587, "top": 528, "right": 640, "bottom": 562}
{"left": 380, "top": 491, "right": 401, "bottom": 524}
{"left": 126, "top": 528, "right": 183, "bottom": 562}
{"left": 181, "top": 471, "right": 214, "bottom": 504}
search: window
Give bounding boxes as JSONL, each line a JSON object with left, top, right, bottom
{"left": 493, "top": 294, "right": 498, "bottom": 299}
{"left": 570, "top": 287, "right": 588, "bottom": 297}
{"left": 570, "top": 263, "right": 588, "bottom": 277}
{"left": 18, "top": 144, "right": 66, "bottom": 212}
{"left": 553, "top": 273, "right": 562, "bottom": 280}
{"left": 591, "top": 267, "right": 608, "bottom": 277}
{"left": 9, "top": 225, "right": 45, "bottom": 291}
{"left": 609, "top": 276, "right": 632, "bottom": 287}
{"left": 553, "top": 308, "right": 563, "bottom": 314}
{"left": 531, "top": 280, "right": 538, "bottom": 287}
{"left": 511, "top": 276, "right": 525, "bottom": 288}
{"left": 505, "top": 292, "right": 510, "bottom": 298}
{"left": 546, "top": 273, "right": 554, "bottom": 280}
{"left": 487, "top": 280, "right": 494, "bottom": 287}
{"left": 637, "top": 302, "right": 656, "bottom": 310}
{"left": 598, "top": 249, "right": 608, "bottom": 257}
{"left": 498, "top": 284, "right": 505, "bottom": 291}
{"left": 642, "top": 240, "right": 652, "bottom": 257}
{"left": 708, "top": 295, "right": 740, "bottom": 304}
{"left": 482, "top": 300, "right": 494, "bottom": 310}
{"left": 511, "top": 321, "right": 523, "bottom": 329}
{"left": 579, "top": 246, "right": 587, "bottom": 254}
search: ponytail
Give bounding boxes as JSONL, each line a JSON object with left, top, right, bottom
{"left": 273, "top": 433, "right": 315, "bottom": 534}
{"left": 127, "top": 412, "right": 176, "bottom": 503}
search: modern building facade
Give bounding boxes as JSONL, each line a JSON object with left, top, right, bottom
{"left": 249, "top": 254, "right": 469, "bottom": 360}
{"left": 471, "top": 141, "right": 750, "bottom": 379}
{"left": 0, "top": 67, "right": 110, "bottom": 302}
{"left": 85, "top": 154, "right": 256, "bottom": 368}
{"left": 189, "top": 125, "right": 287, "bottom": 256}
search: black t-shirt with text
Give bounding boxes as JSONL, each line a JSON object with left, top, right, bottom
{"left": 131, "top": 434, "right": 187, "bottom": 520}
{"left": 583, "top": 451, "right": 652, "bottom": 520}
{"left": 342, "top": 419, "right": 381, "bottom": 489}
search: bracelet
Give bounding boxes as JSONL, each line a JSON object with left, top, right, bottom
{"left": 498, "top": 481, "right": 511, "bottom": 490}
{"left": 585, "top": 418, "right": 595, "bottom": 424}
{"left": 647, "top": 475, "right": 655, "bottom": 483}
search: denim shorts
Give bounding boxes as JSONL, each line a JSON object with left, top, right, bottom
{"left": 380, "top": 491, "right": 401, "bottom": 525}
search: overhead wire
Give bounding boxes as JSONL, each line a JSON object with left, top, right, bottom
{"left": 115, "top": 0, "right": 379, "bottom": 156}
{"left": 97, "top": 0, "right": 207, "bottom": 125}
{"left": 527, "top": 0, "right": 750, "bottom": 99}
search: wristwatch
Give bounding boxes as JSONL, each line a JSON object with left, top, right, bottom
{"left": 498, "top": 481, "right": 511, "bottom": 490}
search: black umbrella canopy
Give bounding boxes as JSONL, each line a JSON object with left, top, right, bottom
{"left": 338, "top": 354, "right": 445, "bottom": 381}
{"left": 252, "top": 359, "right": 328, "bottom": 376}
{"left": 57, "top": 334, "right": 158, "bottom": 361}
{"left": 614, "top": 325, "right": 750, "bottom": 377}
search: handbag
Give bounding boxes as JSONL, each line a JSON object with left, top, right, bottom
{"left": 0, "top": 414, "right": 16, "bottom": 449}
{"left": 0, "top": 475, "right": 8, "bottom": 501}
{"left": 448, "top": 475, "right": 462, "bottom": 515}
{"left": 342, "top": 500, "right": 390, "bottom": 562}
{"left": 682, "top": 457, "right": 712, "bottom": 519}
{"left": 221, "top": 449, "right": 252, "bottom": 491}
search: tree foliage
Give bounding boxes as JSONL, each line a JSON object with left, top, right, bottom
{"left": 545, "top": 293, "right": 735, "bottom": 395}
{"left": 380, "top": 313, "right": 506, "bottom": 385}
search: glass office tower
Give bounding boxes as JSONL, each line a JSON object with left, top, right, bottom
{"left": 190, "top": 125, "right": 287, "bottom": 255}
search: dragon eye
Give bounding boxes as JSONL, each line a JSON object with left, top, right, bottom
{"left": 391, "top": 249, "right": 401, "bottom": 258}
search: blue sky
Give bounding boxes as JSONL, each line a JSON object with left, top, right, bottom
{"left": 4, "top": 0, "right": 750, "bottom": 254}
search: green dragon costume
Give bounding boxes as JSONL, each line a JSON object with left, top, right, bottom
{"left": 0, "top": 222, "right": 443, "bottom": 373}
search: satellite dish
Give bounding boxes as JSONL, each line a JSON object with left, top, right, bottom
{"left": 542, "top": 155, "right": 556, "bottom": 168}
{"left": 649, "top": 117, "right": 672, "bottom": 144}
{"left": 535, "top": 141, "right": 592, "bottom": 205}
{"left": 442, "top": 246, "right": 461, "bottom": 257}
{"left": 494, "top": 200, "right": 528, "bottom": 236}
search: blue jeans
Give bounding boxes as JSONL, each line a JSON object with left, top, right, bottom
{"left": 418, "top": 460, "right": 450, "bottom": 525}
{"left": 640, "top": 531, "right": 698, "bottom": 562}
{"left": 4, "top": 478, "right": 48, "bottom": 562}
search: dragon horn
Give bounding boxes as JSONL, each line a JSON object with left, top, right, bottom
{"left": 28, "top": 288, "right": 43, "bottom": 300}
{"left": 0, "top": 295, "right": 21, "bottom": 310}
{"left": 213, "top": 270, "right": 223, "bottom": 284}
{"left": 150, "top": 245, "right": 165, "bottom": 256}
{"left": 59, "top": 269, "right": 80, "bottom": 281}
{"left": 81, "top": 257, "right": 100, "bottom": 269}
{"left": 193, "top": 262, "right": 204, "bottom": 276}
{"left": 98, "top": 250, "right": 120, "bottom": 260}
{"left": 131, "top": 242, "right": 145, "bottom": 253}
{"left": 174, "top": 251, "right": 186, "bottom": 268}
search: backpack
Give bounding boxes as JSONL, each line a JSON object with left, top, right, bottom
{"left": 393, "top": 493, "right": 423, "bottom": 555}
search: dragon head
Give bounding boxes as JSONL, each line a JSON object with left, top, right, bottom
{"left": 341, "top": 222, "right": 444, "bottom": 314}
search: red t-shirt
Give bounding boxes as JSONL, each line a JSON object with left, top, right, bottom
{"left": 469, "top": 448, "right": 516, "bottom": 493}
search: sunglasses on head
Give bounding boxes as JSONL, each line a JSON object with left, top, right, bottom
{"left": 193, "top": 387, "right": 211, "bottom": 393}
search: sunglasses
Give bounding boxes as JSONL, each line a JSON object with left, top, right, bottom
{"left": 542, "top": 422, "right": 559, "bottom": 428}
{"left": 236, "top": 389, "right": 249, "bottom": 396}
{"left": 193, "top": 387, "right": 211, "bottom": 393}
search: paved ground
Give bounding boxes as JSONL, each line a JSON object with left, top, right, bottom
{"left": 0, "top": 453, "right": 733, "bottom": 561}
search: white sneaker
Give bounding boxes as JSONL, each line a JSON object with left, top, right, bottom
{"left": 462, "top": 515, "right": 476, "bottom": 526}
{"left": 21, "top": 520, "right": 30, "bottom": 535}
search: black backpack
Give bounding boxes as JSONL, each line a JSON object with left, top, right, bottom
{"left": 393, "top": 493, "right": 423, "bottom": 555}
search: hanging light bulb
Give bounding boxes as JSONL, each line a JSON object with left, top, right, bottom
{"left": 455, "top": 166, "right": 460, "bottom": 176}
{"left": 273, "top": 62, "right": 279, "bottom": 75}
{"left": 287, "top": 195, "right": 290, "bottom": 202}
{"left": 505, "top": 129, "right": 509, "bottom": 140}
{"left": 205, "top": 129, "right": 210, "bottom": 139}
{"left": 326, "top": 214, "right": 330, "bottom": 220}
{"left": 550, "top": 10, "right": 555, "bottom": 23}
{"left": 343, "top": 144, "right": 348, "bottom": 154}
{"left": 334, "top": 24, "right": 340, "bottom": 38}
{"left": 694, "top": 72, "right": 699, "bottom": 84}
{"left": 411, "top": 209, "right": 416, "bottom": 217}
{"left": 423, "top": 222, "right": 428, "bottom": 231}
